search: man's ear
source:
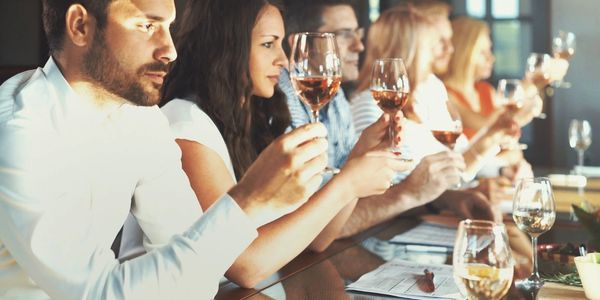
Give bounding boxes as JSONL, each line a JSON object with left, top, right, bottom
{"left": 64, "top": 4, "right": 95, "bottom": 47}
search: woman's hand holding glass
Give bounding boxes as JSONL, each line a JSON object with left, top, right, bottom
{"left": 369, "top": 58, "right": 411, "bottom": 161}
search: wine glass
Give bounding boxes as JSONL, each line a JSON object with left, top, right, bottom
{"left": 290, "top": 32, "right": 343, "bottom": 174}
{"left": 496, "top": 79, "right": 527, "bottom": 150}
{"left": 552, "top": 30, "right": 575, "bottom": 88}
{"left": 512, "top": 177, "right": 556, "bottom": 292}
{"left": 430, "top": 100, "right": 463, "bottom": 150}
{"left": 453, "top": 220, "right": 514, "bottom": 300}
{"left": 553, "top": 31, "right": 576, "bottom": 60}
{"left": 428, "top": 100, "right": 464, "bottom": 188}
{"left": 525, "top": 53, "right": 552, "bottom": 89}
{"left": 569, "top": 119, "right": 592, "bottom": 175}
{"left": 525, "top": 53, "right": 552, "bottom": 118}
{"left": 370, "top": 58, "right": 411, "bottom": 159}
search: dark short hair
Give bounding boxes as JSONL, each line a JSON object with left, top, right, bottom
{"left": 283, "top": 0, "right": 354, "bottom": 53}
{"left": 284, "top": 0, "right": 353, "bottom": 35}
{"left": 41, "top": 0, "right": 113, "bottom": 53}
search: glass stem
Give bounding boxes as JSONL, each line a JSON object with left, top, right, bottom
{"left": 578, "top": 150, "right": 585, "bottom": 196}
{"left": 531, "top": 236, "right": 540, "bottom": 280}
{"left": 311, "top": 109, "right": 319, "bottom": 123}
{"left": 389, "top": 116, "right": 398, "bottom": 150}
{"left": 578, "top": 149, "right": 584, "bottom": 170}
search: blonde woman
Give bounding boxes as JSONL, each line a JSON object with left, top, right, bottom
{"left": 352, "top": 6, "right": 520, "bottom": 178}
{"left": 443, "top": 16, "right": 567, "bottom": 139}
{"left": 349, "top": 6, "right": 503, "bottom": 223}
{"left": 442, "top": 17, "right": 499, "bottom": 139}
{"left": 352, "top": 7, "right": 438, "bottom": 131}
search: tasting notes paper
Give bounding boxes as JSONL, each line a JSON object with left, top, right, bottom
{"left": 346, "top": 259, "right": 462, "bottom": 300}
{"left": 389, "top": 222, "right": 456, "bottom": 249}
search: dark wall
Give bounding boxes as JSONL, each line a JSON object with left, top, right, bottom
{"left": 551, "top": 0, "right": 600, "bottom": 169}
{"left": 0, "top": 0, "right": 47, "bottom": 82}
{"left": 0, "top": 0, "right": 46, "bottom": 66}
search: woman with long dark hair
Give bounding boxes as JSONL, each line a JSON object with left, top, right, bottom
{"left": 161, "top": 0, "right": 407, "bottom": 288}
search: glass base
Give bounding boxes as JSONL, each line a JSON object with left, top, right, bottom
{"left": 515, "top": 277, "right": 544, "bottom": 293}
{"left": 551, "top": 80, "right": 572, "bottom": 89}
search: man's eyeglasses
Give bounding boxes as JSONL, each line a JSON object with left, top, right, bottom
{"left": 333, "top": 28, "right": 365, "bottom": 42}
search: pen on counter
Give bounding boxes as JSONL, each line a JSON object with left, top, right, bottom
{"left": 422, "top": 269, "right": 435, "bottom": 293}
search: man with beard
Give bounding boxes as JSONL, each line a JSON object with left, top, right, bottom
{"left": 0, "top": 0, "right": 329, "bottom": 299}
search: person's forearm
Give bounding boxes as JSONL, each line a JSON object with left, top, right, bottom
{"left": 224, "top": 175, "right": 357, "bottom": 288}
{"left": 1, "top": 193, "right": 257, "bottom": 300}
{"left": 338, "top": 182, "right": 423, "bottom": 238}
{"left": 463, "top": 126, "right": 503, "bottom": 175}
{"left": 309, "top": 198, "right": 358, "bottom": 252}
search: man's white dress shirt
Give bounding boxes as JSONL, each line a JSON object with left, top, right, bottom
{"left": 119, "top": 97, "right": 238, "bottom": 259}
{"left": 0, "top": 58, "right": 258, "bottom": 299}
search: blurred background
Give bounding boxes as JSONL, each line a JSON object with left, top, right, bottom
{"left": 1, "top": 0, "right": 598, "bottom": 170}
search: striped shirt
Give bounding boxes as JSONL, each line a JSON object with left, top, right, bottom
{"left": 279, "top": 69, "right": 357, "bottom": 171}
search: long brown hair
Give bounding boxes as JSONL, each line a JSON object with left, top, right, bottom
{"left": 161, "top": 0, "right": 290, "bottom": 180}
{"left": 355, "top": 6, "right": 437, "bottom": 120}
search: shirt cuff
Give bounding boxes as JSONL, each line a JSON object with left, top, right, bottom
{"left": 183, "top": 193, "right": 258, "bottom": 271}
{"left": 186, "top": 193, "right": 258, "bottom": 242}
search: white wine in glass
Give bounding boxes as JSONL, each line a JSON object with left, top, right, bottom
{"left": 552, "top": 31, "right": 576, "bottom": 60}
{"left": 552, "top": 30, "right": 575, "bottom": 88}
{"left": 512, "top": 177, "right": 556, "bottom": 292}
{"left": 526, "top": 53, "right": 552, "bottom": 89}
{"left": 290, "top": 32, "right": 342, "bottom": 174}
{"left": 453, "top": 220, "right": 514, "bottom": 300}
{"left": 569, "top": 119, "right": 592, "bottom": 174}
{"left": 496, "top": 79, "right": 527, "bottom": 149}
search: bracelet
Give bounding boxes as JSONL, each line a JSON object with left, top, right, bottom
{"left": 425, "top": 202, "right": 440, "bottom": 214}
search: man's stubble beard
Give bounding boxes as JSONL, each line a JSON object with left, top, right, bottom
{"left": 82, "top": 28, "right": 168, "bottom": 106}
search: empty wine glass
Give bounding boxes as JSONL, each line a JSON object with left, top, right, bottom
{"left": 512, "top": 177, "right": 556, "bottom": 292}
{"left": 569, "top": 119, "right": 592, "bottom": 175}
{"left": 370, "top": 58, "right": 411, "bottom": 160}
{"left": 290, "top": 32, "right": 342, "bottom": 174}
{"left": 453, "top": 220, "right": 514, "bottom": 300}
{"left": 552, "top": 31, "right": 575, "bottom": 88}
